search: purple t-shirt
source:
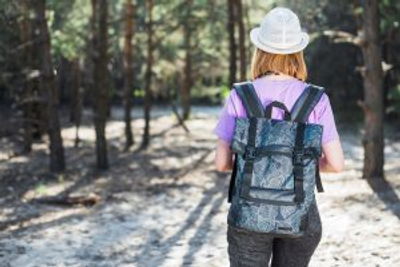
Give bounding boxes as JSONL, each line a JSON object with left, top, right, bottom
{"left": 213, "top": 77, "right": 339, "bottom": 145}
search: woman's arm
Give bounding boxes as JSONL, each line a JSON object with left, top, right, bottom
{"left": 214, "top": 139, "right": 234, "bottom": 172}
{"left": 319, "top": 138, "right": 344, "bottom": 173}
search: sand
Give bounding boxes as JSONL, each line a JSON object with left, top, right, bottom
{"left": 0, "top": 106, "right": 399, "bottom": 267}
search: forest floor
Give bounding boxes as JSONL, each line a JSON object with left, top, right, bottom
{"left": 0, "top": 106, "right": 400, "bottom": 267}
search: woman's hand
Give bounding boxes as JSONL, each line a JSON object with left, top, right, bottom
{"left": 214, "top": 139, "right": 234, "bottom": 172}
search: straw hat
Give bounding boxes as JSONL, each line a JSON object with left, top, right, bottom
{"left": 250, "top": 7, "right": 309, "bottom": 54}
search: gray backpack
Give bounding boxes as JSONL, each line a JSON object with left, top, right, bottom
{"left": 227, "top": 81, "right": 325, "bottom": 237}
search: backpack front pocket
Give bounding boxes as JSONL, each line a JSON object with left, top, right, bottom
{"left": 252, "top": 154, "right": 294, "bottom": 191}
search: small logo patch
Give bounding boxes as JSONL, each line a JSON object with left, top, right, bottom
{"left": 277, "top": 226, "right": 292, "bottom": 231}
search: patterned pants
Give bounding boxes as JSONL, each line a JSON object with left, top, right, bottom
{"left": 227, "top": 202, "right": 322, "bottom": 267}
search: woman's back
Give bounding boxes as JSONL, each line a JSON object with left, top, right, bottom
{"left": 214, "top": 76, "right": 339, "bottom": 146}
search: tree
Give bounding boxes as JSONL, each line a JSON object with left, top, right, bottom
{"left": 123, "top": 0, "right": 135, "bottom": 150}
{"left": 92, "top": 0, "right": 109, "bottom": 169}
{"left": 318, "top": 0, "right": 389, "bottom": 179}
{"left": 20, "top": 0, "right": 33, "bottom": 153}
{"left": 181, "top": 0, "right": 193, "bottom": 120}
{"left": 32, "top": 0, "right": 65, "bottom": 172}
{"left": 359, "top": 0, "right": 385, "bottom": 179}
{"left": 236, "top": 0, "right": 246, "bottom": 81}
{"left": 69, "top": 58, "right": 82, "bottom": 148}
{"left": 141, "top": 0, "right": 153, "bottom": 149}
{"left": 227, "top": 0, "right": 237, "bottom": 86}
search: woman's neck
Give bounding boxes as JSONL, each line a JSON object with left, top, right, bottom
{"left": 261, "top": 72, "right": 297, "bottom": 81}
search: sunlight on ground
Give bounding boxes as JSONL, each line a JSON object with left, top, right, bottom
{"left": 1, "top": 107, "right": 399, "bottom": 266}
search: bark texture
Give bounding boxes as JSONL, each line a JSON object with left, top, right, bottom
{"left": 20, "top": 0, "right": 33, "bottom": 153}
{"left": 123, "top": 0, "right": 135, "bottom": 149}
{"left": 92, "top": 0, "right": 109, "bottom": 169}
{"left": 236, "top": 0, "right": 246, "bottom": 81}
{"left": 227, "top": 0, "right": 237, "bottom": 86}
{"left": 181, "top": 0, "right": 193, "bottom": 120}
{"left": 32, "top": 0, "right": 65, "bottom": 172}
{"left": 361, "top": 0, "right": 384, "bottom": 179}
{"left": 141, "top": 0, "right": 153, "bottom": 149}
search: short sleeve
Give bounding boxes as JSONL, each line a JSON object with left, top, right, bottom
{"left": 316, "top": 93, "right": 339, "bottom": 145}
{"left": 213, "top": 90, "right": 243, "bottom": 143}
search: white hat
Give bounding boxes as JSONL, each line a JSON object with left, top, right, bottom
{"left": 250, "top": 7, "right": 309, "bottom": 54}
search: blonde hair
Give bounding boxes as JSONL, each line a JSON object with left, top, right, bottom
{"left": 250, "top": 48, "right": 308, "bottom": 81}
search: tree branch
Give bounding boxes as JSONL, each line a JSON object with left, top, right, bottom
{"left": 323, "top": 30, "right": 364, "bottom": 46}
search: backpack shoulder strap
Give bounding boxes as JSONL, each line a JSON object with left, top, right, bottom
{"left": 233, "top": 82, "right": 264, "bottom": 118}
{"left": 291, "top": 84, "right": 326, "bottom": 196}
{"left": 291, "top": 84, "right": 325, "bottom": 123}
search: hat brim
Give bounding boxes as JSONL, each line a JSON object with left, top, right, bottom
{"left": 250, "top": 27, "right": 309, "bottom": 55}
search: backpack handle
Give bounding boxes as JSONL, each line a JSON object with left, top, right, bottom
{"left": 265, "top": 101, "right": 291, "bottom": 121}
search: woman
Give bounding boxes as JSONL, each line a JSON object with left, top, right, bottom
{"left": 213, "top": 7, "right": 344, "bottom": 267}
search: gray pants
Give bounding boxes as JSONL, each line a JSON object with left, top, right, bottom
{"left": 227, "top": 203, "right": 322, "bottom": 267}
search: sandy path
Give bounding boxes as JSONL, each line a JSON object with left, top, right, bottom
{"left": 0, "top": 107, "right": 399, "bottom": 267}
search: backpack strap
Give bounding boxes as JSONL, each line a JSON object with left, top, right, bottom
{"left": 291, "top": 84, "right": 325, "bottom": 123}
{"left": 228, "top": 154, "right": 237, "bottom": 203}
{"left": 291, "top": 84, "right": 325, "bottom": 200}
{"left": 228, "top": 82, "right": 263, "bottom": 203}
{"left": 293, "top": 122, "right": 306, "bottom": 203}
{"left": 233, "top": 82, "right": 264, "bottom": 118}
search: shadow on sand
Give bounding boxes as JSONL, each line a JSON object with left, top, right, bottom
{"left": 367, "top": 178, "right": 400, "bottom": 220}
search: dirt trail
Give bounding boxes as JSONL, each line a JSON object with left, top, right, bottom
{"left": 0, "top": 107, "right": 399, "bottom": 267}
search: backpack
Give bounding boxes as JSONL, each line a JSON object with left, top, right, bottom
{"left": 227, "top": 81, "right": 325, "bottom": 237}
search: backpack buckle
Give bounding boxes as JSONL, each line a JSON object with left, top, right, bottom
{"left": 293, "top": 151, "right": 304, "bottom": 166}
{"left": 244, "top": 147, "right": 257, "bottom": 160}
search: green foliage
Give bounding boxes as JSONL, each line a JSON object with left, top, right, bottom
{"left": 134, "top": 88, "right": 145, "bottom": 98}
{"left": 0, "top": 0, "right": 399, "bottom": 117}
{"left": 380, "top": 0, "right": 400, "bottom": 35}
{"left": 353, "top": 6, "right": 363, "bottom": 16}
{"left": 35, "top": 182, "right": 46, "bottom": 195}
{"left": 191, "top": 84, "right": 228, "bottom": 105}
{"left": 221, "top": 85, "right": 231, "bottom": 100}
{"left": 48, "top": 0, "right": 91, "bottom": 60}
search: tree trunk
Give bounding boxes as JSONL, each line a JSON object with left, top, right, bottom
{"left": 181, "top": 0, "right": 193, "bottom": 120}
{"left": 69, "top": 58, "right": 83, "bottom": 147}
{"left": 20, "top": 0, "right": 33, "bottom": 153}
{"left": 22, "top": 0, "right": 45, "bottom": 144}
{"left": 227, "top": 0, "right": 237, "bottom": 86}
{"left": 92, "top": 0, "right": 109, "bottom": 169}
{"left": 141, "top": 0, "right": 153, "bottom": 149}
{"left": 236, "top": 0, "right": 246, "bottom": 81}
{"left": 32, "top": 0, "right": 65, "bottom": 172}
{"left": 360, "top": 0, "right": 384, "bottom": 179}
{"left": 69, "top": 58, "right": 81, "bottom": 123}
{"left": 243, "top": 1, "right": 252, "bottom": 67}
{"left": 123, "top": 0, "right": 135, "bottom": 150}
